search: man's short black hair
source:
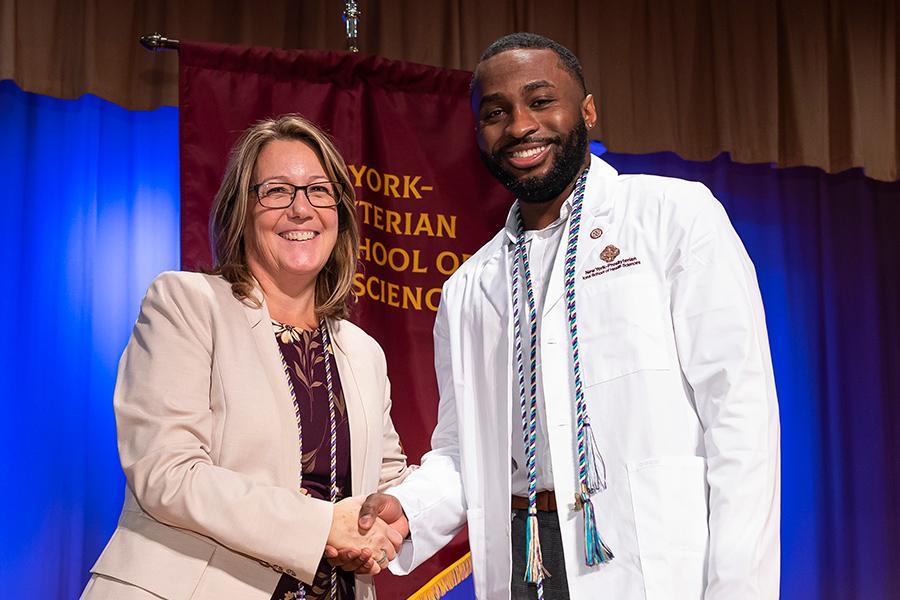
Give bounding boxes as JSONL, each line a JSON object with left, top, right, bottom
{"left": 472, "top": 32, "right": 587, "bottom": 96}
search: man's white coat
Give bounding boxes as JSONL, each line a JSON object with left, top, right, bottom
{"left": 390, "top": 156, "right": 780, "bottom": 600}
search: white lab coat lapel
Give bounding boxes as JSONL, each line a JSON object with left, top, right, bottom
{"left": 544, "top": 156, "right": 618, "bottom": 317}
{"left": 478, "top": 244, "right": 510, "bottom": 323}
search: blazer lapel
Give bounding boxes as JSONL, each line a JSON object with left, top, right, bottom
{"left": 328, "top": 320, "right": 369, "bottom": 496}
{"left": 241, "top": 295, "right": 294, "bottom": 421}
{"left": 242, "top": 292, "right": 369, "bottom": 497}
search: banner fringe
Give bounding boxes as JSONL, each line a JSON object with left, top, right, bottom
{"left": 406, "top": 552, "right": 473, "bottom": 600}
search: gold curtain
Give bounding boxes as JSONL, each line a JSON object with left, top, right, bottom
{"left": 2, "top": 0, "right": 897, "bottom": 181}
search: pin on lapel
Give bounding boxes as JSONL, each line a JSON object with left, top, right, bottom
{"left": 600, "top": 245, "right": 620, "bottom": 263}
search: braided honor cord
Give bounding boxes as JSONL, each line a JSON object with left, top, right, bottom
{"left": 278, "top": 320, "right": 341, "bottom": 600}
{"left": 511, "top": 166, "right": 612, "bottom": 600}
{"left": 563, "top": 170, "right": 614, "bottom": 566}
{"left": 319, "top": 320, "right": 340, "bottom": 599}
{"left": 512, "top": 207, "right": 548, "bottom": 599}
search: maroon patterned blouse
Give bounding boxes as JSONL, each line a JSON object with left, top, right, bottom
{"left": 269, "top": 321, "right": 354, "bottom": 600}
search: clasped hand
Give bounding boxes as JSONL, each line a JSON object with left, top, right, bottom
{"left": 324, "top": 494, "right": 408, "bottom": 575}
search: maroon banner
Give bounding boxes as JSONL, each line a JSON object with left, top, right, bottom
{"left": 179, "top": 41, "right": 511, "bottom": 597}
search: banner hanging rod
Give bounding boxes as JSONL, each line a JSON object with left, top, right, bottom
{"left": 139, "top": 33, "right": 180, "bottom": 52}
{"left": 139, "top": 3, "right": 358, "bottom": 54}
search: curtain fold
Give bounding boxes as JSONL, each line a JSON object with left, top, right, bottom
{"left": 601, "top": 149, "right": 900, "bottom": 600}
{"left": 3, "top": 0, "right": 899, "bottom": 180}
{"left": 0, "top": 80, "right": 180, "bottom": 598}
{"left": 1, "top": 73, "right": 898, "bottom": 597}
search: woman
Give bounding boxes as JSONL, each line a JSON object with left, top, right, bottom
{"left": 81, "top": 114, "right": 408, "bottom": 600}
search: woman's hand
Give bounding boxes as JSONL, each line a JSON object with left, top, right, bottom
{"left": 324, "top": 545, "right": 377, "bottom": 575}
{"left": 325, "top": 497, "right": 403, "bottom": 575}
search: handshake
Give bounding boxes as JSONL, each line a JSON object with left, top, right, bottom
{"left": 324, "top": 493, "right": 406, "bottom": 576}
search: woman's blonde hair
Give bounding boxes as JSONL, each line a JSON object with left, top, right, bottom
{"left": 210, "top": 114, "right": 359, "bottom": 320}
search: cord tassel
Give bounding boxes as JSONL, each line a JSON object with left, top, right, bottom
{"left": 580, "top": 491, "right": 614, "bottom": 566}
{"left": 583, "top": 421, "right": 607, "bottom": 494}
{"left": 524, "top": 511, "right": 551, "bottom": 583}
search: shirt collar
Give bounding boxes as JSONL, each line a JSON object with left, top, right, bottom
{"left": 501, "top": 154, "right": 619, "bottom": 245}
{"left": 503, "top": 192, "right": 574, "bottom": 245}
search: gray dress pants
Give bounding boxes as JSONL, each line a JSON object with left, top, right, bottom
{"left": 510, "top": 509, "right": 571, "bottom": 599}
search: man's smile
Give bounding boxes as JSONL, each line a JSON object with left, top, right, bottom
{"left": 506, "top": 144, "right": 552, "bottom": 170}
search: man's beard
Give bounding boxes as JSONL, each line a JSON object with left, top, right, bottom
{"left": 479, "top": 121, "right": 589, "bottom": 204}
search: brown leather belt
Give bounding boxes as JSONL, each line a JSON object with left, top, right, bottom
{"left": 511, "top": 491, "right": 557, "bottom": 512}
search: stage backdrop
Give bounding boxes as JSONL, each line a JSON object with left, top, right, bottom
{"left": 179, "top": 43, "right": 900, "bottom": 600}
{"left": 179, "top": 42, "right": 512, "bottom": 598}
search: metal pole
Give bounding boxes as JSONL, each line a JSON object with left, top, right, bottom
{"left": 139, "top": 33, "right": 180, "bottom": 52}
{"left": 343, "top": 1, "right": 361, "bottom": 53}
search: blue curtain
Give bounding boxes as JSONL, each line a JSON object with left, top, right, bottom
{"left": 600, "top": 147, "right": 900, "bottom": 600}
{"left": 1, "top": 78, "right": 897, "bottom": 598}
{"left": 0, "top": 80, "right": 180, "bottom": 598}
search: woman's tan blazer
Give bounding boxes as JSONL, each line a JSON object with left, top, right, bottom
{"left": 81, "top": 272, "right": 409, "bottom": 600}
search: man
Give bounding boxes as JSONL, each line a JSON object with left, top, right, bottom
{"left": 349, "top": 32, "right": 780, "bottom": 599}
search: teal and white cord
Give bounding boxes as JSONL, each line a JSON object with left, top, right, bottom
{"left": 511, "top": 166, "right": 613, "bottom": 600}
